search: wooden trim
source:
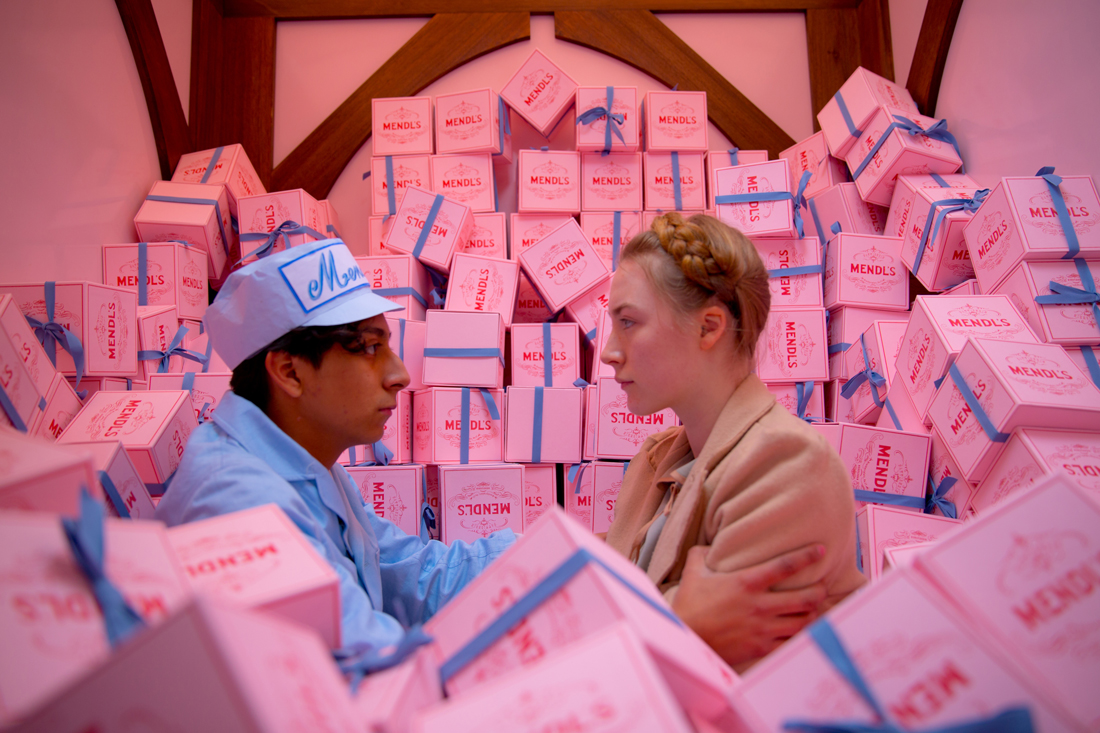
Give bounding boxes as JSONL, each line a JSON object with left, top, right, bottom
{"left": 906, "top": 0, "right": 964, "bottom": 116}
{"left": 856, "top": 0, "right": 894, "bottom": 81}
{"left": 224, "top": 0, "right": 858, "bottom": 18}
{"left": 805, "top": 8, "right": 860, "bottom": 128}
{"left": 271, "top": 12, "right": 530, "bottom": 198}
{"left": 189, "top": 0, "right": 225, "bottom": 157}
{"left": 115, "top": 0, "right": 192, "bottom": 179}
{"left": 555, "top": 9, "right": 795, "bottom": 157}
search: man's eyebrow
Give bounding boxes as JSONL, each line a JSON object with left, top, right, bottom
{"left": 359, "top": 326, "right": 387, "bottom": 339}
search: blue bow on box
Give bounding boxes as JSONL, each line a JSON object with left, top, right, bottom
{"left": 851, "top": 115, "right": 965, "bottom": 181}
{"left": 238, "top": 220, "right": 326, "bottom": 264}
{"left": 138, "top": 325, "right": 210, "bottom": 374}
{"left": 25, "top": 281, "right": 86, "bottom": 388}
{"left": 576, "top": 85, "right": 626, "bottom": 156}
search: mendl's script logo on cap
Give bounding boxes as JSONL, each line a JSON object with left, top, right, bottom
{"left": 279, "top": 244, "right": 367, "bottom": 313}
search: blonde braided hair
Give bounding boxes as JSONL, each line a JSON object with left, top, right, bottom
{"left": 620, "top": 212, "right": 770, "bottom": 359}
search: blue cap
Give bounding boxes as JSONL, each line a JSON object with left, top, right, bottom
{"left": 204, "top": 239, "right": 401, "bottom": 370}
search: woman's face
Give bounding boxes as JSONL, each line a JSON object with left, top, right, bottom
{"left": 600, "top": 259, "right": 701, "bottom": 416}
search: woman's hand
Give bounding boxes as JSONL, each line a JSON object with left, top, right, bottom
{"left": 671, "top": 543, "right": 828, "bottom": 668}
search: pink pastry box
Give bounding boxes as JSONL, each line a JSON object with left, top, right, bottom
{"left": 928, "top": 428, "right": 976, "bottom": 518}
{"left": 500, "top": 49, "right": 578, "bottom": 137}
{"left": 356, "top": 649, "right": 441, "bottom": 733}
{"left": 0, "top": 293, "right": 55, "bottom": 431}
{"left": 643, "top": 151, "right": 706, "bottom": 212}
{"left": 70, "top": 439, "right": 157, "bottom": 520}
{"left": 179, "top": 319, "right": 229, "bottom": 373}
{"left": 166, "top": 504, "right": 341, "bottom": 648}
{"left": 517, "top": 148, "right": 581, "bottom": 214}
{"left": 575, "top": 85, "right": 640, "bottom": 152}
{"left": 369, "top": 154, "right": 431, "bottom": 218}
{"left": 443, "top": 253, "right": 519, "bottom": 325}
{"left": 992, "top": 258, "right": 1100, "bottom": 344}
{"left": 320, "top": 198, "right": 342, "bottom": 239}
{"left": 756, "top": 237, "right": 824, "bottom": 307}
{"left": 855, "top": 503, "right": 961, "bottom": 581}
{"left": 828, "top": 305, "right": 903, "bottom": 380}
{"left": 422, "top": 310, "right": 505, "bottom": 389}
{"left": 755, "top": 307, "right": 829, "bottom": 383}
{"left": 590, "top": 461, "right": 626, "bottom": 534}
{"left": 0, "top": 428, "right": 96, "bottom": 514}
{"left": 707, "top": 149, "right": 769, "bottom": 209}
{"left": 34, "top": 371, "right": 82, "bottom": 441}
{"left": 778, "top": 130, "right": 849, "bottom": 200}
{"left": 913, "top": 471, "right": 1100, "bottom": 730}
{"left": 461, "top": 211, "right": 507, "bottom": 259}
{"left": 838, "top": 422, "right": 931, "bottom": 513}
{"left": 57, "top": 390, "right": 196, "bottom": 491}
{"left": 509, "top": 212, "right": 576, "bottom": 258}
{"left": 372, "top": 96, "right": 434, "bottom": 156}
{"left": 643, "top": 90, "right": 708, "bottom": 152}
{"left": 513, "top": 273, "right": 554, "bottom": 324}
{"left": 714, "top": 160, "right": 795, "bottom": 238}
{"left": 384, "top": 186, "right": 474, "bottom": 273}
{"left": 136, "top": 305, "right": 184, "bottom": 380}
{"left": 886, "top": 173, "right": 981, "bottom": 282}
{"left": 963, "top": 171, "right": 1100, "bottom": 292}
{"left": 518, "top": 218, "right": 610, "bottom": 313}
{"left": 521, "top": 463, "right": 556, "bottom": 532}
{"left": 874, "top": 370, "right": 928, "bottom": 435}
{"left": 823, "top": 233, "right": 909, "bottom": 311}
{"left": 588, "top": 306, "right": 615, "bottom": 381}
{"left": 841, "top": 319, "right": 909, "bottom": 424}
{"left": 563, "top": 275, "right": 610, "bottom": 343}
{"left": 133, "top": 180, "right": 232, "bottom": 278}
{"left": 504, "top": 386, "right": 583, "bottom": 464}
{"left": 434, "top": 87, "right": 511, "bottom": 160}
{"left": 386, "top": 314, "right": 425, "bottom": 391}
{"left": 581, "top": 211, "right": 642, "bottom": 272}
{"left": 817, "top": 65, "right": 919, "bottom": 158}
{"left": 368, "top": 214, "right": 396, "bottom": 255}
{"left": 0, "top": 282, "right": 139, "bottom": 377}
{"left": 927, "top": 337, "right": 1100, "bottom": 483}
{"left": 412, "top": 387, "right": 504, "bottom": 465}
{"left": 0, "top": 509, "right": 189, "bottom": 726}
{"left": 102, "top": 241, "right": 208, "bottom": 321}
{"left": 356, "top": 253, "right": 431, "bottom": 321}
{"left": 594, "top": 377, "right": 679, "bottom": 460}
{"left": 766, "top": 381, "right": 827, "bottom": 423}
{"left": 438, "top": 462, "right": 522, "bottom": 545}
{"left": 430, "top": 153, "right": 495, "bottom": 213}
{"left": 581, "top": 151, "right": 643, "bottom": 211}
{"left": 171, "top": 144, "right": 265, "bottom": 217}
{"left": 148, "top": 372, "right": 230, "bottom": 423}
{"left": 237, "top": 188, "right": 324, "bottom": 264}
{"left": 509, "top": 322, "right": 581, "bottom": 387}
{"left": 805, "top": 182, "right": 887, "bottom": 245}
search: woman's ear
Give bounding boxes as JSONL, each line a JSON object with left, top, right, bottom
{"left": 698, "top": 305, "right": 729, "bottom": 351}
{"left": 265, "top": 350, "right": 305, "bottom": 399}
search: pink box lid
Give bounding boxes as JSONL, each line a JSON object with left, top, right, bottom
{"left": 372, "top": 96, "right": 434, "bottom": 155}
{"left": 518, "top": 149, "right": 581, "bottom": 214}
{"left": 430, "top": 153, "right": 495, "bottom": 213}
{"left": 434, "top": 88, "right": 505, "bottom": 156}
{"left": 384, "top": 186, "right": 473, "bottom": 272}
{"left": 644, "top": 90, "right": 709, "bottom": 152}
{"left": 839, "top": 422, "right": 931, "bottom": 512}
{"left": 509, "top": 213, "right": 577, "bottom": 258}
{"left": 856, "top": 503, "right": 961, "bottom": 581}
{"left": 443, "top": 253, "right": 519, "bottom": 325}
{"left": 504, "top": 386, "right": 583, "bottom": 463}
{"left": 816, "top": 66, "right": 918, "bottom": 157}
{"left": 518, "top": 219, "right": 610, "bottom": 313}
{"left": 422, "top": 310, "right": 504, "bottom": 388}
{"left": 462, "top": 212, "right": 508, "bottom": 259}
{"left": 581, "top": 151, "right": 643, "bottom": 211}
{"left": 755, "top": 307, "right": 829, "bottom": 383}
{"left": 500, "top": 49, "right": 578, "bottom": 136}
{"left": 438, "top": 463, "right": 523, "bottom": 544}
{"left": 575, "top": 86, "right": 640, "bottom": 152}
{"left": 509, "top": 322, "right": 582, "bottom": 388}
{"left": 824, "top": 233, "right": 909, "bottom": 311}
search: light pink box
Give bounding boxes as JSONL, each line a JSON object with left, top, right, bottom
{"left": 581, "top": 210, "right": 642, "bottom": 271}
{"left": 346, "top": 464, "right": 423, "bottom": 539}
{"left": 882, "top": 173, "right": 977, "bottom": 239}
{"left": 844, "top": 106, "right": 964, "bottom": 207}
{"left": 944, "top": 278, "right": 981, "bottom": 295}
{"left": 171, "top": 144, "right": 265, "bottom": 218}
{"left": 882, "top": 540, "right": 934, "bottom": 571}
{"left": 102, "top": 242, "right": 208, "bottom": 321}
{"left": 993, "top": 258, "right": 1100, "bottom": 344}
{"left": 369, "top": 154, "right": 432, "bottom": 218}
{"left": 575, "top": 85, "right": 640, "bottom": 152}
{"left": 828, "top": 305, "right": 904, "bottom": 380}
{"left": 438, "top": 463, "right": 523, "bottom": 545}
{"left": 963, "top": 172, "right": 1100, "bottom": 293}
{"left": 891, "top": 175, "right": 986, "bottom": 291}
{"left": 731, "top": 567, "right": 1077, "bottom": 733}
{"left": 899, "top": 295, "right": 1042, "bottom": 421}
{"left": 816, "top": 66, "right": 919, "bottom": 158}
{"left": 823, "top": 233, "right": 909, "bottom": 311}
{"left": 71, "top": 439, "right": 157, "bottom": 520}
{"left": 583, "top": 383, "right": 598, "bottom": 460}
{"left": 779, "top": 131, "right": 849, "bottom": 200}
{"left": 644, "top": 90, "right": 708, "bottom": 152}
{"left": 517, "top": 149, "right": 581, "bottom": 214}
{"left": 805, "top": 182, "right": 888, "bottom": 245}
{"left": 827, "top": 378, "right": 852, "bottom": 423}
{"left": 595, "top": 377, "right": 679, "bottom": 460}
{"left": 756, "top": 237, "right": 824, "bottom": 308}
{"left": 136, "top": 305, "right": 183, "bottom": 380}
{"left": 0, "top": 429, "right": 97, "bottom": 514}
{"left": 422, "top": 508, "right": 739, "bottom": 725}
{"left": 14, "top": 596, "right": 360, "bottom": 733}
{"left": 928, "top": 428, "right": 977, "bottom": 518}
{"left": 412, "top": 387, "right": 504, "bottom": 465}
{"left": 514, "top": 275, "right": 554, "bottom": 324}
{"left": 581, "top": 152, "right": 643, "bottom": 211}
{"left": 134, "top": 180, "right": 232, "bottom": 278}
{"left": 148, "top": 372, "right": 232, "bottom": 423}
{"left": 838, "top": 422, "right": 931, "bottom": 512}
{"left": 435, "top": 87, "right": 511, "bottom": 160}
{"left": 415, "top": 623, "right": 695, "bottom": 733}
{"left": 522, "top": 462, "right": 556, "bottom": 531}
{"left": 591, "top": 461, "right": 627, "bottom": 535}
{"left": 66, "top": 377, "right": 145, "bottom": 399}
{"left": 914, "top": 472, "right": 1100, "bottom": 730}
{"left": 444, "top": 253, "right": 519, "bottom": 325}
{"left": 504, "top": 386, "right": 583, "bottom": 464}
{"left": 339, "top": 389, "right": 412, "bottom": 465}
{"left": 644, "top": 151, "right": 707, "bottom": 212}
{"left": 373, "top": 96, "right": 434, "bottom": 156}
{"left": 430, "top": 153, "right": 495, "bottom": 213}
{"left": 509, "top": 212, "right": 576, "bottom": 258}
{"left": 562, "top": 275, "right": 611, "bottom": 342}
{"left": 500, "top": 49, "right": 578, "bottom": 137}
{"left": 386, "top": 314, "right": 426, "bottom": 391}
{"left": 589, "top": 307, "right": 615, "bottom": 381}
{"left": 874, "top": 370, "right": 929, "bottom": 435}
{"left": 509, "top": 322, "right": 582, "bottom": 387}
{"left": 840, "top": 319, "right": 909, "bottom": 424}
{"left": 518, "top": 219, "right": 610, "bottom": 313}
{"left": 357, "top": 254, "right": 431, "bottom": 322}
{"left": 810, "top": 421, "right": 842, "bottom": 453}
{"left": 58, "top": 389, "right": 197, "bottom": 490}
{"left": 755, "top": 307, "right": 829, "bottom": 383}
{"left": 167, "top": 504, "right": 341, "bottom": 648}
{"left": 707, "top": 149, "right": 769, "bottom": 209}
{"left": 179, "top": 320, "right": 230, "bottom": 373}
{"left": 855, "top": 504, "right": 961, "bottom": 581}
{"left": 0, "top": 293, "right": 55, "bottom": 423}
{"left": 713, "top": 160, "right": 794, "bottom": 238}
{"left": 422, "top": 310, "right": 505, "bottom": 389}
{"left": 461, "top": 212, "right": 507, "bottom": 259}
{"left": 238, "top": 189, "right": 324, "bottom": 263}
{"left": 384, "top": 186, "right": 474, "bottom": 273}
{"left": 567, "top": 463, "right": 595, "bottom": 531}
{"left": 969, "top": 427, "right": 1100, "bottom": 517}
{"left": 766, "top": 381, "right": 826, "bottom": 423}
{"left": 33, "top": 371, "right": 82, "bottom": 441}
{"left": 0, "top": 509, "right": 190, "bottom": 727}
{"left": 319, "top": 199, "right": 343, "bottom": 240}
{"left": 355, "top": 649, "right": 441, "bottom": 733}
{"left": 0, "top": 282, "right": 140, "bottom": 378}
{"left": 928, "top": 338, "right": 1100, "bottom": 483}
{"left": 369, "top": 215, "right": 397, "bottom": 255}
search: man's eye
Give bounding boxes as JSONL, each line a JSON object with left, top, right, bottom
{"left": 364, "top": 343, "right": 380, "bottom": 356}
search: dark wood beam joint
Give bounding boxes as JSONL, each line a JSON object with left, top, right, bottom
{"left": 906, "top": 0, "right": 964, "bottom": 116}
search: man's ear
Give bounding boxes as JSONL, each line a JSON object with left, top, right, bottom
{"left": 698, "top": 305, "right": 729, "bottom": 351}
{"left": 265, "top": 350, "right": 304, "bottom": 399}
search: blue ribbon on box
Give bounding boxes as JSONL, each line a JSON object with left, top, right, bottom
{"left": 326, "top": 223, "right": 342, "bottom": 239}
{"left": 26, "top": 281, "right": 86, "bottom": 389}
{"left": 727, "top": 147, "right": 740, "bottom": 166}
{"left": 459, "top": 387, "right": 500, "bottom": 465}
{"left": 532, "top": 386, "right": 545, "bottom": 464}
{"left": 493, "top": 95, "right": 512, "bottom": 158}
{"left": 145, "top": 468, "right": 177, "bottom": 497}
{"left": 348, "top": 441, "right": 393, "bottom": 467}
{"left": 769, "top": 263, "right": 824, "bottom": 279}
{"left": 926, "top": 474, "right": 958, "bottom": 518}
{"left": 335, "top": 625, "right": 434, "bottom": 693}
{"left": 138, "top": 325, "right": 210, "bottom": 374}
{"left": 1035, "top": 166, "right": 1081, "bottom": 258}
{"left": 412, "top": 194, "right": 445, "bottom": 261}
{"left": 912, "top": 190, "right": 989, "bottom": 273}
{"left": 145, "top": 194, "right": 231, "bottom": 258}
{"left": 782, "top": 619, "right": 1034, "bottom": 733}
{"left": 373, "top": 287, "right": 428, "bottom": 310}
{"left": 180, "top": 372, "right": 214, "bottom": 422}
{"left": 671, "top": 152, "right": 683, "bottom": 211}
{"left": 947, "top": 363, "right": 1010, "bottom": 443}
{"left": 395, "top": 317, "right": 406, "bottom": 361}
{"left": 828, "top": 342, "right": 852, "bottom": 355}
{"left": 576, "top": 85, "right": 626, "bottom": 156}
{"left": 715, "top": 169, "right": 811, "bottom": 238}
{"left": 384, "top": 156, "right": 397, "bottom": 222}
{"left": 573, "top": 378, "right": 590, "bottom": 388}
{"left": 832, "top": 91, "right": 863, "bottom": 139}
{"left": 199, "top": 146, "right": 223, "bottom": 184}
{"left": 568, "top": 461, "right": 591, "bottom": 494}
{"left": 796, "top": 381, "right": 816, "bottom": 422}
{"left": 542, "top": 322, "right": 554, "bottom": 387}
{"left": 1035, "top": 258, "right": 1100, "bottom": 336}
{"left": 612, "top": 211, "right": 623, "bottom": 272}
{"left": 851, "top": 115, "right": 965, "bottom": 181}
{"left": 238, "top": 220, "right": 326, "bottom": 264}
{"left": 426, "top": 268, "right": 448, "bottom": 307}
{"left": 423, "top": 347, "right": 505, "bottom": 366}
{"left": 439, "top": 546, "right": 683, "bottom": 685}
{"left": 853, "top": 489, "right": 925, "bottom": 510}
{"left": 0, "top": 383, "right": 29, "bottom": 432}
{"left": 137, "top": 242, "right": 148, "bottom": 306}
{"left": 420, "top": 468, "right": 436, "bottom": 542}
{"left": 62, "top": 488, "right": 147, "bottom": 647}
{"left": 98, "top": 470, "right": 130, "bottom": 519}
{"left": 793, "top": 170, "right": 812, "bottom": 239}
{"left": 840, "top": 334, "right": 886, "bottom": 409}
{"left": 854, "top": 516, "right": 864, "bottom": 573}
{"left": 881, "top": 396, "right": 903, "bottom": 431}
{"left": 930, "top": 172, "right": 951, "bottom": 188}
{"left": 1080, "top": 346, "right": 1100, "bottom": 389}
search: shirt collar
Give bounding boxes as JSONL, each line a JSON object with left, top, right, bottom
{"left": 211, "top": 391, "right": 330, "bottom": 482}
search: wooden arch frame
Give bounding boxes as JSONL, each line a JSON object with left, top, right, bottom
{"left": 116, "top": 0, "right": 964, "bottom": 201}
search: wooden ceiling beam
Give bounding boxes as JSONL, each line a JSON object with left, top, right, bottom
{"left": 906, "top": 0, "right": 964, "bottom": 116}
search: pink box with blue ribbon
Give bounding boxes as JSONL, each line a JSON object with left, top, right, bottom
{"left": 562, "top": 275, "right": 611, "bottom": 346}
{"left": 136, "top": 305, "right": 185, "bottom": 380}
{"left": 840, "top": 319, "right": 909, "bottom": 425}
{"left": 503, "top": 386, "right": 583, "bottom": 464}
{"left": 594, "top": 377, "right": 679, "bottom": 460}
{"left": 430, "top": 153, "right": 496, "bottom": 214}
{"left": 372, "top": 96, "right": 434, "bottom": 156}
{"left": 754, "top": 307, "right": 829, "bottom": 383}
{"left": 346, "top": 463, "right": 423, "bottom": 539}
{"left": 823, "top": 233, "right": 909, "bottom": 312}
{"left": 411, "top": 386, "right": 504, "bottom": 465}
{"left": 148, "top": 371, "right": 232, "bottom": 424}
{"left": 237, "top": 189, "right": 325, "bottom": 265}
{"left": 443, "top": 253, "right": 519, "bottom": 325}
{"left": 368, "top": 214, "right": 396, "bottom": 255}
{"left": 437, "top": 462, "right": 523, "bottom": 545}
{"left": 0, "top": 294, "right": 54, "bottom": 434}
{"left": 102, "top": 242, "right": 208, "bottom": 321}
{"left": 756, "top": 236, "right": 825, "bottom": 308}
{"left": 644, "top": 151, "right": 706, "bottom": 212}
{"left": 339, "top": 389, "right": 411, "bottom": 466}
{"left": 838, "top": 422, "right": 930, "bottom": 513}
{"left": 779, "top": 130, "right": 850, "bottom": 201}
{"left": 179, "top": 319, "right": 230, "bottom": 374}
{"left": 509, "top": 321, "right": 582, "bottom": 388}
{"left": 874, "top": 369, "right": 929, "bottom": 435}
{"left": 518, "top": 219, "right": 610, "bottom": 314}
{"left": 72, "top": 438, "right": 158, "bottom": 520}
{"left": 827, "top": 305, "right": 901, "bottom": 380}
{"left": 434, "top": 88, "right": 512, "bottom": 161}
{"left": 854, "top": 503, "right": 961, "bottom": 582}
{"left": 384, "top": 186, "right": 474, "bottom": 273}
{"left": 369, "top": 153, "right": 431, "bottom": 221}
{"left": 385, "top": 314, "right": 425, "bottom": 391}
{"left": 643, "top": 90, "right": 708, "bottom": 153}
{"left": 992, "top": 258, "right": 1100, "bottom": 345}
{"left": 134, "top": 180, "right": 233, "bottom": 279}
{"left": 517, "top": 149, "right": 581, "bottom": 214}
{"left": 356, "top": 253, "right": 432, "bottom": 322}
{"left": 522, "top": 462, "right": 556, "bottom": 531}
{"left": 0, "top": 428, "right": 97, "bottom": 514}
{"left": 816, "top": 66, "right": 918, "bottom": 158}
{"left": 581, "top": 210, "right": 642, "bottom": 272}
{"left": 928, "top": 428, "right": 976, "bottom": 519}
{"left": 765, "top": 380, "right": 827, "bottom": 423}
{"left": 805, "top": 182, "right": 887, "bottom": 248}
{"left": 319, "top": 199, "right": 343, "bottom": 241}
{"left": 707, "top": 148, "right": 769, "bottom": 209}
{"left": 581, "top": 151, "right": 643, "bottom": 212}
{"left": 713, "top": 159, "right": 795, "bottom": 238}
{"left": 576, "top": 86, "right": 640, "bottom": 153}
{"left": 171, "top": 143, "right": 265, "bottom": 218}
{"left": 422, "top": 310, "right": 505, "bottom": 389}
{"left": 33, "top": 371, "right": 82, "bottom": 441}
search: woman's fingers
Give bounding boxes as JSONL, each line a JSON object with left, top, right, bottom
{"left": 738, "top": 543, "right": 826, "bottom": 592}
{"left": 757, "top": 583, "right": 828, "bottom": 616}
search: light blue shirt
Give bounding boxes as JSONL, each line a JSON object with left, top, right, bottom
{"left": 155, "top": 391, "right": 515, "bottom": 651}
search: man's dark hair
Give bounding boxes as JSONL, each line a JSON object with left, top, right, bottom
{"left": 230, "top": 321, "right": 372, "bottom": 412}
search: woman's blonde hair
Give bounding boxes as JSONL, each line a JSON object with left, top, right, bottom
{"left": 620, "top": 212, "right": 771, "bottom": 359}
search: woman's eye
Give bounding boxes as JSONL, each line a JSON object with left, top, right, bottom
{"left": 620, "top": 318, "right": 634, "bottom": 329}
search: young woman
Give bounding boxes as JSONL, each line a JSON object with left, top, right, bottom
{"left": 602, "top": 212, "right": 865, "bottom": 671}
